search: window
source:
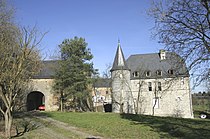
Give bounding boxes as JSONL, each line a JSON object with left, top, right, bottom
{"left": 153, "top": 97, "right": 159, "bottom": 108}
{"left": 148, "top": 82, "right": 152, "bottom": 91}
{"left": 156, "top": 70, "right": 162, "bottom": 76}
{"left": 133, "top": 71, "right": 139, "bottom": 77}
{"left": 119, "top": 73, "right": 123, "bottom": 78}
{"left": 145, "top": 71, "right": 151, "bottom": 77}
{"left": 176, "top": 96, "right": 182, "bottom": 101}
{"left": 96, "top": 91, "right": 100, "bottom": 96}
{"left": 181, "top": 77, "right": 184, "bottom": 85}
{"left": 158, "top": 82, "right": 162, "bottom": 91}
{"left": 168, "top": 69, "right": 174, "bottom": 75}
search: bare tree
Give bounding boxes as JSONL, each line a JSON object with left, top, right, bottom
{"left": 152, "top": 77, "right": 178, "bottom": 116}
{"left": 111, "top": 68, "right": 146, "bottom": 114}
{"left": 103, "top": 63, "right": 112, "bottom": 79}
{"left": 132, "top": 70, "right": 176, "bottom": 116}
{"left": 0, "top": 25, "right": 43, "bottom": 138}
{"left": 111, "top": 68, "right": 129, "bottom": 113}
{"left": 0, "top": 3, "right": 43, "bottom": 136}
{"left": 149, "top": 0, "right": 210, "bottom": 86}
{"left": 205, "top": 78, "right": 210, "bottom": 93}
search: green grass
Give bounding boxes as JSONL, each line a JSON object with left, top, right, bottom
{"left": 193, "top": 105, "right": 210, "bottom": 118}
{"left": 1, "top": 110, "right": 210, "bottom": 139}
{"left": 193, "top": 104, "right": 209, "bottom": 112}
{"left": 46, "top": 112, "right": 210, "bottom": 139}
{"left": 46, "top": 112, "right": 159, "bottom": 139}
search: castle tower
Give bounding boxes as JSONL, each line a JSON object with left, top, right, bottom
{"left": 110, "top": 40, "right": 133, "bottom": 113}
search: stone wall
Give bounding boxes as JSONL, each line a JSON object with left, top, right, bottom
{"left": 111, "top": 70, "right": 135, "bottom": 113}
{"left": 130, "top": 77, "right": 193, "bottom": 118}
{"left": 29, "top": 79, "right": 59, "bottom": 111}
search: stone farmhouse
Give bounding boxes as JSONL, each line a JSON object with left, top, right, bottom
{"left": 111, "top": 42, "right": 194, "bottom": 118}
{"left": 92, "top": 78, "right": 112, "bottom": 107}
{"left": 27, "top": 61, "right": 112, "bottom": 112}
{"left": 26, "top": 41, "right": 193, "bottom": 118}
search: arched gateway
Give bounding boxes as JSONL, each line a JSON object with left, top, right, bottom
{"left": 27, "top": 91, "right": 45, "bottom": 111}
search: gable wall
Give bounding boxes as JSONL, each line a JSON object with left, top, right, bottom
{"left": 130, "top": 77, "right": 193, "bottom": 118}
{"left": 30, "top": 79, "right": 59, "bottom": 111}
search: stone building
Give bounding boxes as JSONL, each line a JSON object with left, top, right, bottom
{"left": 27, "top": 61, "right": 112, "bottom": 112}
{"left": 27, "top": 60, "right": 59, "bottom": 111}
{"left": 111, "top": 42, "right": 194, "bottom": 118}
{"left": 26, "top": 41, "right": 193, "bottom": 118}
{"left": 92, "top": 78, "right": 112, "bottom": 107}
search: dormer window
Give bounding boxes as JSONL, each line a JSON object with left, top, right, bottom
{"left": 133, "top": 71, "right": 139, "bottom": 77}
{"left": 156, "top": 70, "right": 162, "bottom": 76}
{"left": 168, "top": 69, "right": 174, "bottom": 75}
{"left": 145, "top": 71, "right": 151, "bottom": 77}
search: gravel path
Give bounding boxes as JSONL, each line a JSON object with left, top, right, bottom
{"left": 36, "top": 116, "right": 104, "bottom": 139}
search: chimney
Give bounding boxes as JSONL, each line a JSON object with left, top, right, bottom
{"left": 159, "top": 49, "right": 166, "bottom": 60}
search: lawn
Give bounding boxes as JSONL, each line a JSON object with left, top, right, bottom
{"left": 46, "top": 112, "right": 210, "bottom": 139}
{"left": 1, "top": 111, "right": 210, "bottom": 139}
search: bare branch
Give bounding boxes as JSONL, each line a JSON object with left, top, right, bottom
{"left": 150, "top": 0, "right": 210, "bottom": 86}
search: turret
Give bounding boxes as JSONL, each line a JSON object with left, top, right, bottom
{"left": 111, "top": 40, "right": 133, "bottom": 113}
{"left": 110, "top": 40, "right": 129, "bottom": 72}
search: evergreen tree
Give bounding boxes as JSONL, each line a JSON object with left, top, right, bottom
{"left": 54, "top": 37, "right": 95, "bottom": 111}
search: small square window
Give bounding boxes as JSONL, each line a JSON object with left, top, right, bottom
{"left": 181, "top": 77, "right": 184, "bottom": 85}
{"left": 119, "top": 73, "right": 123, "bottom": 78}
{"left": 148, "top": 82, "right": 152, "bottom": 91}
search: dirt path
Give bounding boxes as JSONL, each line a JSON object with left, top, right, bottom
{"left": 14, "top": 117, "right": 73, "bottom": 139}
{"left": 37, "top": 127, "right": 68, "bottom": 139}
{"left": 35, "top": 116, "right": 104, "bottom": 139}
{"left": 1, "top": 112, "right": 106, "bottom": 139}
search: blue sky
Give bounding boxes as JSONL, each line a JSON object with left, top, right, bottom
{"left": 12, "top": 0, "right": 163, "bottom": 74}
{"left": 11, "top": 0, "right": 207, "bottom": 92}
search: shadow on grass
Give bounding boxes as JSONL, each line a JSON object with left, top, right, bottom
{"left": 10, "top": 111, "right": 51, "bottom": 138}
{"left": 121, "top": 113, "right": 210, "bottom": 139}
{"left": 13, "top": 110, "right": 50, "bottom": 119}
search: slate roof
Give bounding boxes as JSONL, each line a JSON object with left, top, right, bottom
{"left": 33, "top": 60, "right": 112, "bottom": 88}
{"left": 33, "top": 60, "right": 59, "bottom": 79}
{"left": 93, "top": 78, "right": 111, "bottom": 88}
{"left": 126, "top": 52, "right": 189, "bottom": 79}
{"left": 110, "top": 43, "right": 130, "bottom": 71}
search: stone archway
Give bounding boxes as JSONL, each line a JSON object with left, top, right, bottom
{"left": 27, "top": 91, "right": 45, "bottom": 111}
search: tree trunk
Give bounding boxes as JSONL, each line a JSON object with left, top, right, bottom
{"left": 60, "top": 94, "right": 63, "bottom": 112}
{"left": 152, "top": 99, "right": 156, "bottom": 116}
{"left": 4, "top": 109, "right": 13, "bottom": 138}
{"left": 136, "top": 83, "right": 141, "bottom": 114}
{"left": 120, "top": 103, "right": 124, "bottom": 113}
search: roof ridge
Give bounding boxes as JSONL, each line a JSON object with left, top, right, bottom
{"left": 130, "top": 53, "right": 158, "bottom": 56}
{"left": 129, "top": 51, "right": 176, "bottom": 57}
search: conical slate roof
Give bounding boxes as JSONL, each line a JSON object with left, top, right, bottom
{"left": 110, "top": 41, "right": 130, "bottom": 72}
